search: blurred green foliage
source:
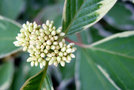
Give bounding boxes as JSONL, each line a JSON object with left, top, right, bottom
{"left": 0, "top": 0, "right": 134, "bottom": 90}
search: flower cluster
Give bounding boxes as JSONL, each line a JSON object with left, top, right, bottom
{"left": 14, "top": 20, "right": 76, "bottom": 68}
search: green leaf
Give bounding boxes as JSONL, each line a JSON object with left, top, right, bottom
{"left": 62, "top": 0, "right": 117, "bottom": 35}
{"left": 0, "top": 0, "right": 24, "bottom": 19}
{"left": 76, "top": 48, "right": 117, "bottom": 90}
{"left": 0, "top": 61, "right": 14, "bottom": 90}
{"left": 10, "top": 61, "right": 25, "bottom": 90}
{"left": 84, "top": 31, "right": 134, "bottom": 89}
{"left": 0, "top": 16, "right": 21, "bottom": 58}
{"left": 106, "top": 2, "right": 134, "bottom": 30}
{"left": 21, "top": 63, "right": 54, "bottom": 90}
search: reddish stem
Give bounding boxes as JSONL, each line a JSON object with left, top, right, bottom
{"left": 65, "top": 37, "right": 90, "bottom": 48}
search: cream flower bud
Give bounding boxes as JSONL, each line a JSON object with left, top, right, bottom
{"left": 49, "top": 59, "right": 54, "bottom": 65}
{"left": 60, "top": 61, "right": 65, "bottom": 67}
{"left": 66, "top": 48, "right": 72, "bottom": 53}
{"left": 13, "top": 41, "right": 21, "bottom": 46}
{"left": 46, "top": 57, "right": 50, "bottom": 61}
{"left": 46, "top": 45, "right": 50, "bottom": 50}
{"left": 52, "top": 26, "right": 56, "bottom": 30}
{"left": 23, "top": 46, "right": 27, "bottom": 51}
{"left": 47, "top": 53, "right": 52, "bottom": 57}
{"left": 56, "top": 29, "right": 61, "bottom": 34}
{"left": 41, "top": 53, "right": 45, "bottom": 57}
{"left": 44, "top": 36, "right": 48, "bottom": 40}
{"left": 44, "top": 49, "right": 48, "bottom": 53}
{"left": 51, "top": 31, "right": 56, "bottom": 35}
{"left": 49, "top": 23, "right": 53, "bottom": 28}
{"left": 40, "top": 63, "right": 43, "bottom": 68}
{"left": 46, "top": 20, "right": 50, "bottom": 26}
{"left": 54, "top": 50, "right": 58, "bottom": 54}
{"left": 70, "top": 54, "right": 75, "bottom": 58}
{"left": 42, "top": 24, "right": 47, "bottom": 30}
{"left": 22, "top": 24, "right": 27, "bottom": 29}
{"left": 45, "top": 30, "right": 50, "bottom": 35}
{"left": 51, "top": 45, "right": 55, "bottom": 50}
{"left": 38, "top": 58, "right": 42, "bottom": 62}
{"left": 60, "top": 32, "right": 65, "bottom": 36}
{"left": 57, "top": 57, "right": 61, "bottom": 62}
{"left": 42, "top": 61, "right": 46, "bottom": 66}
{"left": 31, "top": 61, "right": 35, "bottom": 67}
{"left": 53, "top": 41, "right": 58, "bottom": 45}
{"left": 62, "top": 57, "right": 67, "bottom": 61}
{"left": 64, "top": 52, "right": 67, "bottom": 56}
{"left": 67, "top": 56, "right": 71, "bottom": 61}
{"left": 59, "top": 42, "right": 63, "bottom": 48}
{"left": 35, "top": 61, "right": 38, "bottom": 66}
{"left": 59, "top": 52, "right": 63, "bottom": 57}
{"left": 54, "top": 36, "right": 58, "bottom": 40}
{"left": 46, "top": 40, "right": 52, "bottom": 45}
{"left": 61, "top": 47, "right": 66, "bottom": 52}
{"left": 27, "top": 57, "right": 32, "bottom": 62}
{"left": 54, "top": 61, "right": 58, "bottom": 67}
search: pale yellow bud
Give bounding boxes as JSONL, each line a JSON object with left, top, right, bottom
{"left": 60, "top": 32, "right": 65, "bottom": 36}
{"left": 31, "top": 61, "right": 35, "bottom": 67}
{"left": 57, "top": 57, "right": 61, "bottom": 62}
{"left": 54, "top": 36, "right": 58, "bottom": 40}
{"left": 46, "top": 45, "right": 50, "bottom": 50}
{"left": 54, "top": 61, "right": 58, "bottom": 67}
{"left": 46, "top": 40, "right": 52, "bottom": 45}
{"left": 35, "top": 61, "right": 38, "bottom": 66}
{"left": 44, "top": 49, "right": 48, "bottom": 53}
{"left": 51, "top": 31, "right": 56, "bottom": 35}
{"left": 60, "top": 61, "right": 65, "bottom": 67}
{"left": 59, "top": 52, "right": 63, "bottom": 57}
{"left": 41, "top": 53, "right": 45, "bottom": 57}
{"left": 40, "top": 63, "right": 43, "bottom": 68}
{"left": 61, "top": 47, "right": 66, "bottom": 52}
{"left": 51, "top": 45, "right": 55, "bottom": 50}
{"left": 70, "top": 54, "right": 75, "bottom": 58}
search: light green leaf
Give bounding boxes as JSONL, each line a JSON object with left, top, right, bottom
{"left": 0, "top": 61, "right": 14, "bottom": 90}
{"left": 84, "top": 31, "right": 134, "bottom": 89}
{"left": 0, "top": 16, "right": 21, "bottom": 58}
{"left": 62, "top": 0, "right": 117, "bottom": 35}
{"left": 106, "top": 2, "right": 134, "bottom": 30}
{"left": 21, "top": 63, "right": 54, "bottom": 90}
{"left": 0, "top": 0, "right": 24, "bottom": 19}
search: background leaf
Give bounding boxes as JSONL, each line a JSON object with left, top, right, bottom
{"left": 105, "top": 2, "right": 134, "bottom": 30}
{"left": 62, "top": 0, "right": 117, "bottom": 35}
{"left": 84, "top": 31, "right": 134, "bottom": 89}
{"left": 0, "top": 0, "right": 24, "bottom": 19}
{"left": 0, "top": 61, "right": 14, "bottom": 90}
{"left": 0, "top": 16, "right": 21, "bottom": 58}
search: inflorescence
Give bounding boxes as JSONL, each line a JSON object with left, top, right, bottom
{"left": 14, "top": 20, "right": 76, "bottom": 68}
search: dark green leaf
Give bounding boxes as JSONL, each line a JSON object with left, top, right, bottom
{"left": 62, "top": 0, "right": 117, "bottom": 35}
{"left": 0, "top": 61, "right": 14, "bottom": 90}
{"left": 0, "top": 16, "right": 21, "bottom": 58}
{"left": 85, "top": 31, "right": 134, "bottom": 89}
{"left": 76, "top": 48, "right": 117, "bottom": 90}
